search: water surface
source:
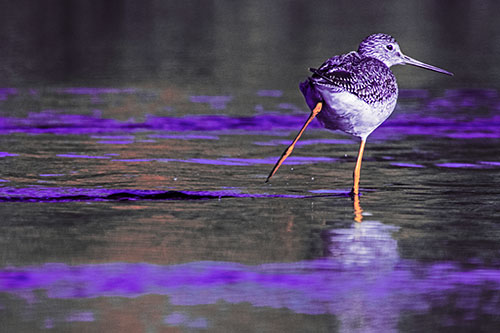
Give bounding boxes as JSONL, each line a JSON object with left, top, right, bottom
{"left": 1, "top": 86, "right": 500, "bottom": 332}
{"left": 1, "top": 1, "right": 500, "bottom": 332}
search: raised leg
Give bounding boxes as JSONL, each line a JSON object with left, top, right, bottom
{"left": 266, "top": 102, "right": 323, "bottom": 182}
{"left": 351, "top": 138, "right": 366, "bottom": 195}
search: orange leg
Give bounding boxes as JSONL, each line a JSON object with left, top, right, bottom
{"left": 266, "top": 102, "right": 323, "bottom": 182}
{"left": 351, "top": 138, "right": 366, "bottom": 195}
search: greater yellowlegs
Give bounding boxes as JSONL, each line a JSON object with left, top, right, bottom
{"left": 266, "top": 33, "right": 453, "bottom": 194}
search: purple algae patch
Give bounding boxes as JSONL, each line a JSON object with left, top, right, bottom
{"left": 1, "top": 97, "right": 498, "bottom": 141}
{"left": 57, "top": 87, "right": 137, "bottom": 95}
{"left": 309, "top": 189, "right": 350, "bottom": 194}
{"left": 479, "top": 161, "right": 500, "bottom": 166}
{"left": 144, "top": 156, "right": 337, "bottom": 166}
{"left": 444, "top": 132, "right": 500, "bottom": 139}
{"left": 427, "top": 89, "right": 498, "bottom": 111}
{"left": 390, "top": 162, "right": 426, "bottom": 168}
{"left": 148, "top": 134, "right": 219, "bottom": 140}
{"left": 0, "top": 152, "right": 19, "bottom": 157}
{"left": 65, "top": 311, "right": 95, "bottom": 322}
{"left": 182, "top": 158, "right": 250, "bottom": 166}
{"left": 164, "top": 312, "right": 209, "bottom": 328}
{"left": 57, "top": 154, "right": 110, "bottom": 159}
{"left": 398, "top": 89, "right": 429, "bottom": 99}
{"left": 0, "top": 259, "right": 500, "bottom": 317}
{"left": 231, "top": 156, "right": 337, "bottom": 165}
{"left": 96, "top": 140, "right": 134, "bottom": 145}
{"left": 187, "top": 156, "right": 336, "bottom": 166}
{"left": 0, "top": 88, "right": 18, "bottom": 100}
{"left": 373, "top": 113, "right": 500, "bottom": 141}
{"left": 91, "top": 135, "right": 135, "bottom": 140}
{"left": 111, "top": 158, "right": 155, "bottom": 163}
{"left": 185, "top": 317, "right": 209, "bottom": 329}
{"left": 164, "top": 312, "right": 188, "bottom": 325}
{"left": 92, "top": 135, "right": 135, "bottom": 144}
{"left": 254, "top": 138, "right": 354, "bottom": 146}
{"left": 277, "top": 103, "right": 303, "bottom": 112}
{"left": 0, "top": 112, "right": 321, "bottom": 135}
{"left": 0, "top": 112, "right": 126, "bottom": 135}
{"left": 435, "top": 163, "right": 484, "bottom": 169}
{"left": 0, "top": 186, "right": 322, "bottom": 202}
{"left": 43, "top": 318, "right": 54, "bottom": 329}
{"left": 257, "top": 90, "right": 283, "bottom": 97}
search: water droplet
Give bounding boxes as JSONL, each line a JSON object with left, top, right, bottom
{"left": 173, "top": 177, "right": 177, "bottom": 181}
{"left": 290, "top": 167, "right": 294, "bottom": 171}
{"left": 311, "top": 177, "right": 315, "bottom": 181}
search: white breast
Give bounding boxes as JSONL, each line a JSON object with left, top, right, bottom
{"left": 316, "top": 91, "right": 397, "bottom": 139}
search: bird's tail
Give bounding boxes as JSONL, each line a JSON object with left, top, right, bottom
{"left": 299, "top": 78, "right": 322, "bottom": 111}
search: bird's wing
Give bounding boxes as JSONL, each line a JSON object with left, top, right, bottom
{"left": 309, "top": 52, "right": 360, "bottom": 89}
{"left": 309, "top": 54, "right": 397, "bottom": 105}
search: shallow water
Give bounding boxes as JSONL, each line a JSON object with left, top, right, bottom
{"left": 1, "top": 86, "right": 500, "bottom": 332}
{"left": 2, "top": 1, "right": 500, "bottom": 331}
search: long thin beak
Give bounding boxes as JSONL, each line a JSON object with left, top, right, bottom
{"left": 402, "top": 54, "right": 453, "bottom": 76}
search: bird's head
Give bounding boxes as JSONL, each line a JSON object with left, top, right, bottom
{"left": 358, "top": 33, "right": 453, "bottom": 76}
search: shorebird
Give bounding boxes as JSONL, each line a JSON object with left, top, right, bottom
{"left": 266, "top": 33, "right": 453, "bottom": 195}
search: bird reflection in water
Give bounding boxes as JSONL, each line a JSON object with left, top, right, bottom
{"left": 353, "top": 194, "right": 363, "bottom": 223}
{"left": 325, "top": 211, "right": 400, "bottom": 273}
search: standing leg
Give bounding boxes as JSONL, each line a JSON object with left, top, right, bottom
{"left": 351, "top": 138, "right": 366, "bottom": 195}
{"left": 266, "top": 102, "right": 322, "bottom": 182}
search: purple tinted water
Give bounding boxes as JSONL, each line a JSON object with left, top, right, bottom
{"left": 148, "top": 134, "right": 220, "bottom": 140}
{"left": 190, "top": 95, "right": 233, "bottom": 110}
{"left": 436, "top": 163, "right": 485, "bottom": 169}
{"left": 2, "top": 101, "right": 499, "bottom": 141}
{"left": 390, "top": 162, "right": 426, "bottom": 168}
{"left": 0, "top": 186, "right": 329, "bottom": 202}
{"left": 0, "top": 152, "right": 19, "bottom": 157}
{"left": 0, "top": 221, "right": 499, "bottom": 331}
{"left": 1, "top": 257, "right": 498, "bottom": 316}
{"left": 1, "top": 87, "right": 500, "bottom": 331}
{"left": 57, "top": 154, "right": 111, "bottom": 159}
{"left": 2, "top": 2, "right": 500, "bottom": 329}
{"left": 254, "top": 138, "right": 355, "bottom": 146}
{"left": 257, "top": 90, "right": 283, "bottom": 97}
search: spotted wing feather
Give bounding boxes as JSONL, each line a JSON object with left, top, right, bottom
{"left": 309, "top": 52, "right": 397, "bottom": 105}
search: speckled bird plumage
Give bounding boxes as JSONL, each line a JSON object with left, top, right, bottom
{"left": 265, "top": 33, "right": 452, "bottom": 188}
{"left": 300, "top": 33, "right": 402, "bottom": 138}
{"left": 310, "top": 53, "right": 398, "bottom": 105}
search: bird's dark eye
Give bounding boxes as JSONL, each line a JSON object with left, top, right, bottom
{"left": 386, "top": 44, "right": 393, "bottom": 51}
